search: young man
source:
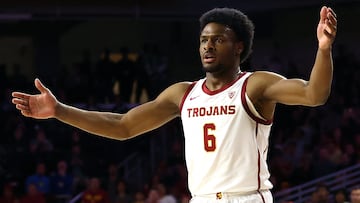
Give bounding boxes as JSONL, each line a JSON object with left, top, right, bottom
{"left": 351, "top": 186, "right": 360, "bottom": 203}
{"left": 12, "top": 6, "right": 337, "bottom": 203}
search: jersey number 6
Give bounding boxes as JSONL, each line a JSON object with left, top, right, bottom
{"left": 203, "top": 123, "right": 216, "bottom": 152}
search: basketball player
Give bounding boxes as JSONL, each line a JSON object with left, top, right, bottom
{"left": 12, "top": 6, "right": 337, "bottom": 203}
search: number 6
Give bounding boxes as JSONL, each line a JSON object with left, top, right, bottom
{"left": 204, "top": 123, "right": 216, "bottom": 152}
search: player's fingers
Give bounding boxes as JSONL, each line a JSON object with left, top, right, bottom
{"left": 327, "top": 7, "right": 337, "bottom": 18}
{"left": 323, "top": 27, "right": 334, "bottom": 39}
{"left": 12, "top": 98, "right": 28, "bottom": 106}
{"left": 325, "top": 19, "right": 337, "bottom": 36}
{"left": 326, "top": 7, "right": 337, "bottom": 33}
{"left": 20, "top": 109, "right": 32, "bottom": 117}
{"left": 12, "top": 92, "right": 31, "bottom": 100}
{"left": 327, "top": 12, "right": 337, "bottom": 28}
{"left": 319, "top": 6, "right": 327, "bottom": 23}
{"left": 15, "top": 103, "right": 30, "bottom": 111}
{"left": 35, "top": 78, "right": 49, "bottom": 94}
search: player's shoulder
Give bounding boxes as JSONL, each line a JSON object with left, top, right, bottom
{"left": 248, "top": 70, "right": 286, "bottom": 86}
{"left": 168, "top": 81, "right": 194, "bottom": 93}
{"left": 156, "top": 81, "right": 194, "bottom": 104}
{"left": 246, "top": 70, "right": 287, "bottom": 94}
{"left": 250, "top": 70, "right": 286, "bottom": 80}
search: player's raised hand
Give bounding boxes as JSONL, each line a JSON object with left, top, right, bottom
{"left": 317, "top": 6, "right": 337, "bottom": 50}
{"left": 12, "top": 78, "right": 58, "bottom": 119}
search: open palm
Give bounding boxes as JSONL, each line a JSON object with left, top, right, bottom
{"left": 12, "top": 79, "right": 58, "bottom": 119}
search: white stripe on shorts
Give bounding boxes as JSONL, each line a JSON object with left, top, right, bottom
{"left": 190, "top": 190, "right": 273, "bottom": 203}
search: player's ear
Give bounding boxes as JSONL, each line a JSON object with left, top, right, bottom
{"left": 235, "top": 41, "right": 244, "bottom": 55}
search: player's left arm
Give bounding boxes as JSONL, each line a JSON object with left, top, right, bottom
{"left": 262, "top": 6, "right": 337, "bottom": 106}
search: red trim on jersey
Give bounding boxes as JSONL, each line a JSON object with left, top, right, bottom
{"left": 202, "top": 72, "right": 247, "bottom": 95}
{"left": 179, "top": 82, "right": 196, "bottom": 112}
{"left": 255, "top": 122, "right": 259, "bottom": 137}
{"left": 257, "top": 190, "right": 266, "bottom": 203}
{"left": 241, "top": 77, "right": 273, "bottom": 125}
{"left": 257, "top": 150, "right": 261, "bottom": 189}
{"left": 256, "top": 123, "right": 265, "bottom": 203}
{"left": 256, "top": 122, "right": 261, "bottom": 191}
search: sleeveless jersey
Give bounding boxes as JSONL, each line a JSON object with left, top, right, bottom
{"left": 180, "top": 72, "right": 273, "bottom": 196}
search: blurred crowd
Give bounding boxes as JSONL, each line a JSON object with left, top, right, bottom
{"left": 0, "top": 43, "right": 359, "bottom": 203}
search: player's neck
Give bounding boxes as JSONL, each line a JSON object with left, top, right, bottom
{"left": 205, "top": 67, "right": 242, "bottom": 91}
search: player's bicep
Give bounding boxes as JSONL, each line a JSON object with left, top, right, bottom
{"left": 263, "top": 78, "right": 314, "bottom": 106}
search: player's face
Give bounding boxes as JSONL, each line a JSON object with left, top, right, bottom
{"left": 199, "top": 22, "right": 242, "bottom": 73}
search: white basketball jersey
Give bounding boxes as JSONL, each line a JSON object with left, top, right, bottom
{"left": 180, "top": 72, "right": 273, "bottom": 196}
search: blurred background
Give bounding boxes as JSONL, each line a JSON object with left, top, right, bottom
{"left": 0, "top": 0, "right": 360, "bottom": 203}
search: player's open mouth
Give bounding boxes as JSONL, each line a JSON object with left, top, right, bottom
{"left": 204, "top": 53, "right": 216, "bottom": 63}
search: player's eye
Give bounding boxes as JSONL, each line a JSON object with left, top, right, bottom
{"left": 216, "top": 38, "right": 224, "bottom": 43}
{"left": 200, "top": 38, "right": 208, "bottom": 43}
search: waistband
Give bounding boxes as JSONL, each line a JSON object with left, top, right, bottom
{"left": 193, "top": 190, "right": 270, "bottom": 200}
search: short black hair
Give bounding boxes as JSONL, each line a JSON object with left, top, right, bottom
{"left": 199, "top": 8, "right": 255, "bottom": 64}
{"left": 352, "top": 185, "right": 360, "bottom": 191}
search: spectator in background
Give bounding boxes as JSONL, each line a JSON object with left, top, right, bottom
{"left": 33, "top": 128, "right": 53, "bottom": 153}
{"left": 50, "top": 160, "right": 73, "bottom": 203}
{"left": 145, "top": 188, "right": 159, "bottom": 203}
{"left": 72, "top": 129, "right": 82, "bottom": 142}
{"left": 115, "top": 46, "right": 136, "bottom": 103}
{"left": 95, "top": 48, "right": 116, "bottom": 103}
{"left": 8, "top": 124, "right": 28, "bottom": 159}
{"left": 157, "top": 183, "right": 176, "bottom": 203}
{"left": 20, "top": 183, "right": 46, "bottom": 203}
{"left": 134, "top": 45, "right": 152, "bottom": 103}
{"left": 333, "top": 189, "right": 348, "bottom": 203}
{"left": 0, "top": 184, "right": 19, "bottom": 203}
{"left": 135, "top": 43, "right": 169, "bottom": 101}
{"left": 146, "top": 45, "right": 169, "bottom": 97}
{"left": 69, "top": 144, "right": 86, "bottom": 195}
{"left": 133, "top": 191, "right": 145, "bottom": 203}
{"left": 311, "top": 146, "right": 337, "bottom": 178}
{"left": 351, "top": 186, "right": 360, "bottom": 203}
{"left": 136, "top": 43, "right": 155, "bottom": 100}
{"left": 24, "top": 162, "right": 50, "bottom": 195}
{"left": 114, "top": 180, "right": 132, "bottom": 203}
{"left": 81, "top": 177, "right": 110, "bottom": 203}
{"left": 102, "top": 163, "right": 120, "bottom": 202}
{"left": 6, "top": 124, "right": 29, "bottom": 186}
{"left": 70, "top": 144, "right": 84, "bottom": 177}
{"left": 30, "top": 127, "right": 54, "bottom": 163}
{"left": 308, "top": 183, "right": 333, "bottom": 203}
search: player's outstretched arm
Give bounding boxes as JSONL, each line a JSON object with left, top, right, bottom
{"left": 306, "top": 6, "right": 337, "bottom": 103}
{"left": 257, "top": 6, "right": 337, "bottom": 107}
{"left": 12, "top": 78, "right": 188, "bottom": 140}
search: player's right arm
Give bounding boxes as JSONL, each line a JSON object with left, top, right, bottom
{"left": 12, "top": 78, "right": 191, "bottom": 140}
